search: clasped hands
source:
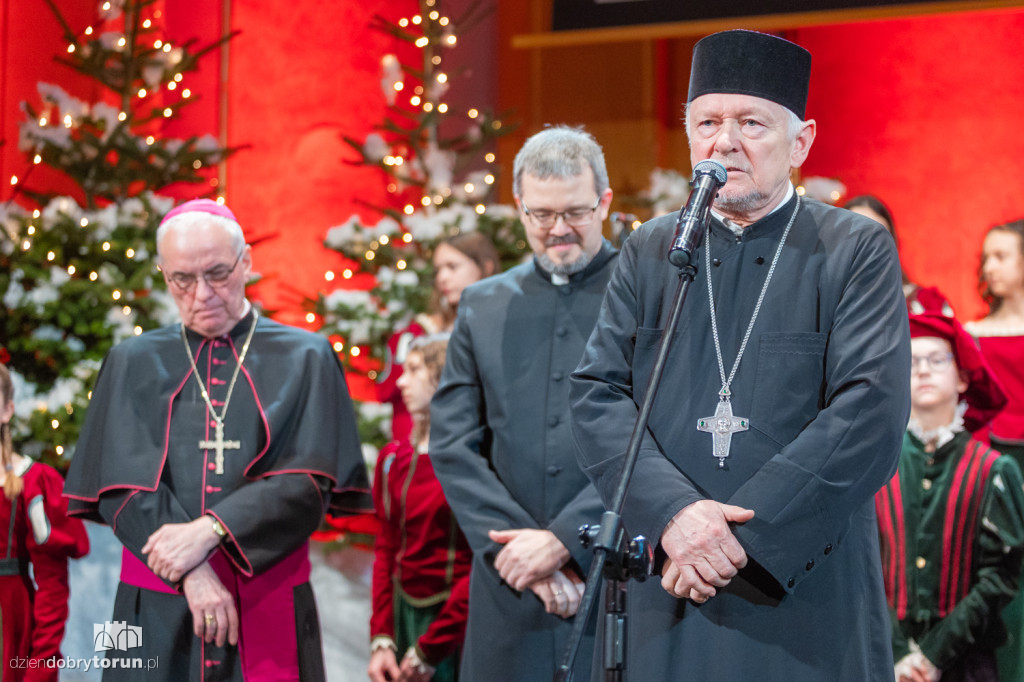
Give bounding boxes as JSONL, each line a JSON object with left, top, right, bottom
{"left": 142, "top": 516, "right": 238, "bottom": 646}
{"left": 659, "top": 499, "right": 754, "bottom": 603}
{"left": 488, "top": 528, "right": 584, "bottom": 618}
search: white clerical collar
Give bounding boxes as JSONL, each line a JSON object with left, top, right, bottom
{"left": 711, "top": 183, "right": 795, "bottom": 236}
{"left": 551, "top": 273, "right": 570, "bottom": 286}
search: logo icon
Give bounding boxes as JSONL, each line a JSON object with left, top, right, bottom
{"left": 94, "top": 621, "right": 143, "bottom": 652}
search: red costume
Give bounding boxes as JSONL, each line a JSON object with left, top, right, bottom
{"left": 965, "top": 324, "right": 1024, "bottom": 445}
{"left": 1, "top": 459, "right": 89, "bottom": 682}
{"left": 370, "top": 440, "right": 471, "bottom": 665}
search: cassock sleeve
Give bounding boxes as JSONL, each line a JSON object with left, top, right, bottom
{"left": 918, "top": 456, "right": 1024, "bottom": 669}
{"left": 23, "top": 465, "right": 90, "bottom": 673}
{"left": 416, "top": 573, "right": 470, "bottom": 666}
{"left": 370, "top": 447, "right": 398, "bottom": 642}
{"left": 430, "top": 303, "right": 542, "bottom": 562}
{"left": 570, "top": 230, "right": 707, "bottom": 544}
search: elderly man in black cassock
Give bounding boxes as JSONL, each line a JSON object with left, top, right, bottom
{"left": 570, "top": 30, "right": 911, "bottom": 680}
{"left": 430, "top": 126, "right": 617, "bottom": 681}
{"left": 64, "top": 199, "right": 370, "bottom": 681}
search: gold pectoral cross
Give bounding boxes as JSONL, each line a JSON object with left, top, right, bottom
{"left": 199, "top": 420, "right": 240, "bottom": 475}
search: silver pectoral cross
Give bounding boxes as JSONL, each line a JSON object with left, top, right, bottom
{"left": 199, "top": 420, "right": 240, "bottom": 475}
{"left": 696, "top": 388, "right": 748, "bottom": 469}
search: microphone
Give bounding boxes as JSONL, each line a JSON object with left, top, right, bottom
{"left": 667, "top": 159, "right": 727, "bottom": 269}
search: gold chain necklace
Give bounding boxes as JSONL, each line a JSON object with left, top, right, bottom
{"left": 181, "top": 308, "right": 259, "bottom": 474}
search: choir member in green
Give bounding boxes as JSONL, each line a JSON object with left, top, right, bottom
{"left": 877, "top": 312, "right": 1024, "bottom": 681}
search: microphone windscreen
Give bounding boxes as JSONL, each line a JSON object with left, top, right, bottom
{"left": 693, "top": 159, "right": 727, "bottom": 185}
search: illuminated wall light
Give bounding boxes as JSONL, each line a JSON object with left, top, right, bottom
{"left": 438, "top": 103, "right": 448, "bottom": 113}
{"left": 343, "top": 269, "right": 353, "bottom": 279}
{"left": 333, "top": 341, "right": 344, "bottom": 352}
{"left": 402, "top": 233, "right": 413, "bottom": 243}
{"left": 325, "top": 271, "right": 335, "bottom": 281}
{"left": 305, "top": 312, "right": 316, "bottom": 323}
{"left": 126, "top": 248, "right": 135, "bottom": 258}
{"left": 33, "top": 154, "right": 42, "bottom": 164}
{"left": 67, "top": 265, "right": 76, "bottom": 275}
{"left": 47, "top": 251, "right": 56, "bottom": 261}
{"left": 380, "top": 235, "right": 390, "bottom": 245}
{"left": 112, "top": 290, "right": 122, "bottom": 300}
{"left": 102, "top": 242, "right": 111, "bottom": 251}
{"left": 475, "top": 204, "right": 486, "bottom": 215}
{"left": 89, "top": 272, "right": 98, "bottom": 281}
{"left": 396, "top": 260, "right": 407, "bottom": 270}
{"left": 404, "top": 204, "right": 415, "bottom": 215}
{"left": 446, "top": 35, "right": 457, "bottom": 45}
{"left": 485, "top": 153, "right": 495, "bottom": 163}
{"left": 412, "top": 15, "right": 422, "bottom": 24}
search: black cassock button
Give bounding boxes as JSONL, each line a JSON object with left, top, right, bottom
{"left": 712, "top": 258, "right": 722, "bottom": 267}
{"left": 755, "top": 256, "right": 765, "bottom": 265}
{"left": 787, "top": 577, "right": 795, "bottom": 588}
{"left": 805, "top": 560, "right": 815, "bottom": 571}
{"left": 824, "top": 544, "right": 833, "bottom": 555}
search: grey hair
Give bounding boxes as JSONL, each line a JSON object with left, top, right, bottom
{"left": 156, "top": 211, "right": 245, "bottom": 260}
{"left": 513, "top": 125, "right": 609, "bottom": 198}
{"left": 683, "top": 102, "right": 805, "bottom": 144}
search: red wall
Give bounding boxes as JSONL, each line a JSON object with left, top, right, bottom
{"left": 794, "top": 7, "right": 1024, "bottom": 321}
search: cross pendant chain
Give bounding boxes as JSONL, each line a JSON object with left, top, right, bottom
{"left": 199, "top": 419, "right": 241, "bottom": 475}
{"left": 696, "top": 388, "right": 749, "bottom": 468}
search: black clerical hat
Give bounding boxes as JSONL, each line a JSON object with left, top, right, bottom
{"left": 688, "top": 30, "right": 811, "bottom": 119}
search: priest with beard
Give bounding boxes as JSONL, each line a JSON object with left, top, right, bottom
{"left": 570, "top": 31, "right": 910, "bottom": 680}
{"left": 64, "top": 199, "right": 371, "bottom": 681}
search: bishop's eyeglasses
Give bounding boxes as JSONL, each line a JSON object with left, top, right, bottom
{"left": 163, "top": 248, "right": 244, "bottom": 292}
{"left": 910, "top": 352, "right": 953, "bottom": 371}
{"left": 521, "top": 197, "right": 602, "bottom": 229}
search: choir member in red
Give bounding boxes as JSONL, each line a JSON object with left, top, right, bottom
{"left": 369, "top": 335, "right": 471, "bottom": 682}
{"left": 1, "top": 363, "right": 89, "bottom": 682}
{"left": 376, "top": 233, "right": 499, "bottom": 442}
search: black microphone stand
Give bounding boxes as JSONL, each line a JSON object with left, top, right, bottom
{"left": 555, "top": 208, "right": 710, "bottom": 682}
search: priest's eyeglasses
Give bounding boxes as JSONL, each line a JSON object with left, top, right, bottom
{"left": 910, "top": 352, "right": 953, "bottom": 371}
{"left": 521, "top": 197, "right": 602, "bottom": 229}
{"left": 164, "top": 249, "right": 244, "bottom": 292}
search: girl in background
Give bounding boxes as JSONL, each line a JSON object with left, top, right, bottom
{"left": 369, "top": 335, "right": 471, "bottom": 682}
{"left": 1, "top": 363, "right": 89, "bottom": 682}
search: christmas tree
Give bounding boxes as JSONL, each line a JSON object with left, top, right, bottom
{"left": 310, "top": 0, "right": 525, "bottom": 450}
{"left": 0, "top": 0, "right": 237, "bottom": 466}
